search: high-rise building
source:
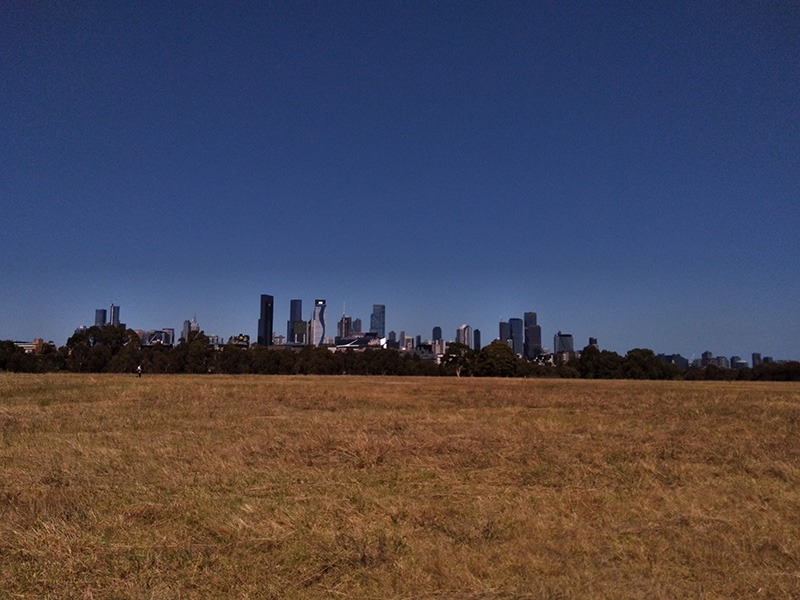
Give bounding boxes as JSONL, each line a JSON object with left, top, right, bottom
{"left": 509, "top": 318, "right": 523, "bottom": 356}
{"left": 109, "top": 303, "right": 120, "bottom": 326}
{"left": 310, "top": 299, "right": 327, "bottom": 346}
{"left": 95, "top": 309, "right": 107, "bottom": 328}
{"left": 432, "top": 326, "right": 442, "bottom": 341}
{"left": 589, "top": 337, "right": 598, "bottom": 348}
{"left": 499, "top": 321, "right": 511, "bottom": 348}
{"left": 182, "top": 317, "right": 199, "bottom": 342}
{"left": 257, "top": 294, "right": 274, "bottom": 346}
{"left": 352, "top": 318, "right": 362, "bottom": 335}
{"left": 553, "top": 331, "right": 574, "bottom": 354}
{"left": 473, "top": 329, "right": 481, "bottom": 350}
{"left": 370, "top": 304, "right": 385, "bottom": 338}
{"left": 292, "top": 321, "right": 308, "bottom": 345}
{"left": 752, "top": 353, "right": 762, "bottom": 366}
{"left": 287, "top": 299, "right": 302, "bottom": 342}
{"left": 524, "top": 312, "right": 542, "bottom": 359}
{"left": 337, "top": 315, "right": 352, "bottom": 338}
{"left": 456, "top": 324, "right": 472, "bottom": 348}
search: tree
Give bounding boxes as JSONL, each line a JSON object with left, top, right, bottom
{"left": 105, "top": 330, "right": 142, "bottom": 373}
{"left": 623, "top": 348, "right": 679, "bottom": 380}
{"left": 577, "top": 344, "right": 601, "bottom": 378}
{"left": 440, "top": 343, "right": 475, "bottom": 377}
{"left": 474, "top": 340, "right": 517, "bottom": 377}
{"left": 170, "top": 330, "right": 214, "bottom": 373}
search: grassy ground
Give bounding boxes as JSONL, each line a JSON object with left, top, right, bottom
{"left": 1, "top": 374, "right": 799, "bottom": 599}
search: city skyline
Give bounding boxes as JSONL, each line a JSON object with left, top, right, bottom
{"left": 49, "top": 294, "right": 795, "bottom": 367}
{"left": 1, "top": 3, "right": 798, "bottom": 361}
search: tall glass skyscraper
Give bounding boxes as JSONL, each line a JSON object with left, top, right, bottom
{"left": 370, "top": 304, "right": 385, "bottom": 338}
{"left": 287, "top": 299, "right": 302, "bottom": 342}
{"left": 554, "top": 331, "right": 574, "bottom": 353}
{"left": 456, "top": 324, "right": 472, "bottom": 348}
{"left": 499, "top": 321, "right": 511, "bottom": 347}
{"left": 257, "top": 294, "right": 274, "bottom": 346}
{"left": 524, "top": 312, "right": 542, "bottom": 359}
{"left": 509, "top": 318, "right": 523, "bottom": 356}
{"left": 310, "top": 299, "right": 327, "bottom": 346}
{"left": 109, "top": 303, "right": 120, "bottom": 326}
{"left": 95, "top": 309, "right": 107, "bottom": 327}
{"left": 432, "top": 326, "right": 442, "bottom": 341}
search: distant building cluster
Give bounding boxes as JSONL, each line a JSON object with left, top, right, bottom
{"left": 257, "top": 294, "right": 589, "bottom": 365}
{"left": 47, "top": 296, "right": 785, "bottom": 370}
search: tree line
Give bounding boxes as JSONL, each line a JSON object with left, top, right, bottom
{"left": 1, "top": 326, "right": 799, "bottom": 381}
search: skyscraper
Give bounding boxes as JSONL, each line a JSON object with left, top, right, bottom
{"left": 473, "top": 329, "right": 481, "bottom": 350}
{"left": 287, "top": 299, "right": 302, "bottom": 342}
{"left": 553, "top": 331, "right": 574, "bottom": 354}
{"left": 337, "top": 315, "right": 352, "bottom": 338}
{"left": 182, "top": 317, "right": 199, "bottom": 342}
{"left": 257, "top": 294, "right": 274, "bottom": 346}
{"left": 509, "top": 318, "right": 523, "bottom": 356}
{"left": 524, "top": 312, "right": 542, "bottom": 359}
{"left": 370, "top": 304, "right": 385, "bottom": 339}
{"left": 432, "top": 326, "right": 442, "bottom": 341}
{"left": 310, "top": 299, "right": 327, "bottom": 346}
{"left": 456, "top": 324, "right": 472, "bottom": 348}
{"left": 109, "top": 303, "right": 120, "bottom": 326}
{"left": 499, "top": 321, "right": 511, "bottom": 347}
{"left": 95, "top": 309, "right": 107, "bottom": 328}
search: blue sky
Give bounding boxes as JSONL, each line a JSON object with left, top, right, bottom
{"left": 2, "top": 1, "right": 798, "bottom": 360}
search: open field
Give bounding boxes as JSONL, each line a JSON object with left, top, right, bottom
{"left": 1, "top": 374, "right": 799, "bottom": 599}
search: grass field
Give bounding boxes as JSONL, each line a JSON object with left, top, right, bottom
{"left": 1, "top": 374, "right": 799, "bottom": 599}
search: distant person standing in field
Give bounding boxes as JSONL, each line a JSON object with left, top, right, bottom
{"left": 137, "top": 365, "right": 142, "bottom": 378}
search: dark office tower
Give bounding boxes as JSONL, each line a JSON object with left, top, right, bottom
{"left": 415, "top": 335, "right": 421, "bottom": 348}
{"left": 523, "top": 312, "right": 542, "bottom": 359}
{"left": 432, "top": 326, "right": 442, "bottom": 341}
{"left": 109, "top": 303, "right": 120, "bottom": 326}
{"left": 337, "top": 315, "right": 352, "bottom": 338}
{"left": 553, "top": 331, "right": 574, "bottom": 354}
{"left": 499, "top": 321, "right": 511, "bottom": 347}
{"left": 257, "top": 294, "right": 274, "bottom": 346}
{"left": 310, "top": 299, "right": 327, "bottom": 346}
{"left": 352, "top": 318, "right": 362, "bottom": 335}
{"left": 95, "top": 309, "right": 107, "bottom": 328}
{"left": 287, "top": 299, "right": 302, "bottom": 341}
{"left": 370, "top": 304, "right": 386, "bottom": 338}
{"left": 473, "top": 329, "right": 481, "bottom": 350}
{"left": 388, "top": 331, "right": 396, "bottom": 343}
{"left": 509, "top": 318, "right": 524, "bottom": 356}
{"left": 752, "top": 353, "right": 762, "bottom": 366}
{"left": 589, "top": 337, "right": 598, "bottom": 348}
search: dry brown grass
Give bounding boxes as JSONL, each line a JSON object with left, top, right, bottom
{"left": 1, "top": 374, "right": 799, "bottom": 599}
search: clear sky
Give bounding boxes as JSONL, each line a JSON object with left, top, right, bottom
{"left": 2, "top": 1, "right": 798, "bottom": 361}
